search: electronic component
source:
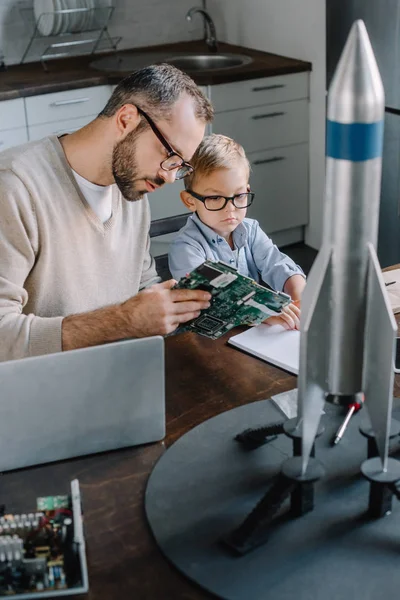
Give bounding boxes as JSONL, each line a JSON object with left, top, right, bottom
{"left": 175, "top": 260, "right": 292, "bottom": 339}
{"left": 36, "top": 496, "right": 69, "bottom": 512}
{"left": 0, "top": 480, "right": 88, "bottom": 598}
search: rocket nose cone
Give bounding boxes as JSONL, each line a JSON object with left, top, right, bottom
{"left": 328, "top": 19, "right": 384, "bottom": 124}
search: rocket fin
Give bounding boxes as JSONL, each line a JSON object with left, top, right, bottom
{"left": 362, "top": 243, "right": 397, "bottom": 471}
{"left": 299, "top": 246, "right": 333, "bottom": 474}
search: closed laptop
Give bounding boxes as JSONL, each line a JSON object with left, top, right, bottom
{"left": 0, "top": 336, "right": 165, "bottom": 471}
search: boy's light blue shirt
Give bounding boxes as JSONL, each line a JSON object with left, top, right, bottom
{"left": 168, "top": 213, "right": 305, "bottom": 292}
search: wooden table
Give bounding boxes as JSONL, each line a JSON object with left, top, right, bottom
{"left": 2, "top": 320, "right": 400, "bottom": 599}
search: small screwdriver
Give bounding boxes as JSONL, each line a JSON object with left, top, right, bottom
{"left": 333, "top": 397, "right": 364, "bottom": 445}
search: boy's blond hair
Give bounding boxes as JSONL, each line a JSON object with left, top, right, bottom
{"left": 184, "top": 134, "right": 250, "bottom": 190}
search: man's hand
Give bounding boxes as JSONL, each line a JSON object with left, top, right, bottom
{"left": 120, "top": 279, "right": 211, "bottom": 337}
{"left": 62, "top": 279, "right": 211, "bottom": 352}
{"left": 263, "top": 300, "right": 301, "bottom": 331}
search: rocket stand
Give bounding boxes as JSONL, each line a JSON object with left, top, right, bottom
{"left": 282, "top": 420, "right": 324, "bottom": 516}
{"left": 226, "top": 418, "right": 325, "bottom": 553}
{"left": 223, "top": 455, "right": 325, "bottom": 555}
{"left": 283, "top": 417, "right": 325, "bottom": 457}
{"left": 282, "top": 456, "right": 325, "bottom": 517}
{"left": 359, "top": 418, "right": 400, "bottom": 459}
{"left": 361, "top": 457, "right": 400, "bottom": 518}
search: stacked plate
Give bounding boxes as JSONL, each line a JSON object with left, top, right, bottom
{"left": 33, "top": 0, "right": 113, "bottom": 36}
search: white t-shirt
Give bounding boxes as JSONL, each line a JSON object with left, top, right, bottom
{"left": 72, "top": 168, "right": 113, "bottom": 223}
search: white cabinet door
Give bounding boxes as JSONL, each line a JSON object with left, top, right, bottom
{"left": 148, "top": 182, "right": 190, "bottom": 258}
{"left": 211, "top": 72, "right": 309, "bottom": 112}
{"left": 148, "top": 179, "right": 188, "bottom": 221}
{"left": 212, "top": 99, "right": 309, "bottom": 153}
{"left": 0, "top": 98, "right": 26, "bottom": 131}
{"left": 28, "top": 115, "right": 98, "bottom": 141}
{"left": 246, "top": 143, "right": 309, "bottom": 234}
{"left": 25, "top": 85, "right": 113, "bottom": 126}
{"left": 0, "top": 128, "right": 28, "bottom": 151}
{"left": 0, "top": 98, "right": 28, "bottom": 151}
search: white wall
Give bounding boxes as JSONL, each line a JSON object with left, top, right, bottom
{"left": 208, "top": 0, "right": 326, "bottom": 249}
{"left": 0, "top": 0, "right": 202, "bottom": 65}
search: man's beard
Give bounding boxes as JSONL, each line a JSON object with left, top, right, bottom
{"left": 112, "top": 128, "right": 164, "bottom": 202}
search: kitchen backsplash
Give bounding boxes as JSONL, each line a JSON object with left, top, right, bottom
{"left": 0, "top": 0, "right": 203, "bottom": 65}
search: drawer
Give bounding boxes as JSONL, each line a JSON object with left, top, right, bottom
{"left": 211, "top": 73, "right": 309, "bottom": 112}
{"left": 0, "top": 128, "right": 28, "bottom": 152}
{"left": 246, "top": 143, "right": 309, "bottom": 234}
{"left": 28, "top": 115, "right": 97, "bottom": 141}
{"left": 0, "top": 98, "right": 26, "bottom": 131}
{"left": 212, "top": 99, "right": 308, "bottom": 153}
{"left": 25, "top": 85, "right": 113, "bottom": 126}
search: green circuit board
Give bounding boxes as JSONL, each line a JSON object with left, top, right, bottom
{"left": 175, "top": 260, "right": 292, "bottom": 339}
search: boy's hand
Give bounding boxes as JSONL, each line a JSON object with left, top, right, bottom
{"left": 263, "top": 300, "right": 301, "bottom": 331}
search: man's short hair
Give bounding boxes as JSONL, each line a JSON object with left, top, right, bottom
{"left": 98, "top": 63, "right": 213, "bottom": 123}
{"left": 184, "top": 133, "right": 250, "bottom": 190}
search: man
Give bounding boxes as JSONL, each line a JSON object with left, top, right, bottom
{"left": 0, "top": 64, "right": 214, "bottom": 361}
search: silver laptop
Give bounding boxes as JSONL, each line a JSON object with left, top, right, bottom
{"left": 0, "top": 336, "right": 165, "bottom": 472}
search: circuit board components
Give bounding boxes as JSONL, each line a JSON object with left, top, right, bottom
{"left": 0, "top": 480, "right": 88, "bottom": 598}
{"left": 175, "top": 261, "right": 292, "bottom": 339}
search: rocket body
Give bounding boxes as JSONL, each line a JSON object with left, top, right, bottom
{"left": 324, "top": 25, "right": 385, "bottom": 393}
{"left": 299, "top": 20, "right": 397, "bottom": 472}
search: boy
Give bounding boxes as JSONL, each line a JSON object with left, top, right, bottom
{"left": 168, "top": 134, "right": 306, "bottom": 330}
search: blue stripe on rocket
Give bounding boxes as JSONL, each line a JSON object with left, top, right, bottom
{"left": 326, "top": 120, "right": 384, "bottom": 161}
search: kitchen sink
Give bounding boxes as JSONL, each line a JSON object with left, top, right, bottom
{"left": 163, "top": 53, "right": 253, "bottom": 71}
{"left": 89, "top": 52, "right": 253, "bottom": 73}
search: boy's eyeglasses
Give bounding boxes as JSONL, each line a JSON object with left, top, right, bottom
{"left": 187, "top": 189, "right": 255, "bottom": 211}
{"left": 135, "top": 106, "right": 194, "bottom": 180}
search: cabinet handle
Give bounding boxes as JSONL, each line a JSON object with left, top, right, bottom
{"left": 252, "top": 156, "right": 286, "bottom": 165}
{"left": 50, "top": 97, "right": 90, "bottom": 107}
{"left": 251, "top": 111, "right": 285, "bottom": 120}
{"left": 252, "top": 84, "right": 285, "bottom": 92}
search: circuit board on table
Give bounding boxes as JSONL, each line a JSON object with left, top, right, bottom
{"left": 0, "top": 480, "right": 88, "bottom": 598}
{"left": 174, "top": 260, "right": 291, "bottom": 339}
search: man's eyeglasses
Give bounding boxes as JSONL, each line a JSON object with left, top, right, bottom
{"left": 136, "top": 106, "right": 194, "bottom": 180}
{"left": 187, "top": 189, "right": 255, "bottom": 211}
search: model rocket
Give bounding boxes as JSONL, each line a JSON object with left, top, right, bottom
{"left": 299, "top": 20, "right": 397, "bottom": 474}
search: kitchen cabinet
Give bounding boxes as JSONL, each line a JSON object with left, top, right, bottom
{"left": 0, "top": 98, "right": 28, "bottom": 151}
{"left": 211, "top": 72, "right": 310, "bottom": 244}
{"left": 0, "top": 71, "right": 310, "bottom": 253}
{"left": 151, "top": 73, "right": 310, "bottom": 254}
{"left": 26, "top": 85, "right": 114, "bottom": 141}
{"left": 213, "top": 100, "right": 308, "bottom": 153}
{"left": 247, "top": 145, "right": 308, "bottom": 233}
{"left": 0, "top": 86, "right": 113, "bottom": 146}
{"left": 211, "top": 72, "right": 309, "bottom": 111}
{"left": 28, "top": 115, "right": 99, "bottom": 141}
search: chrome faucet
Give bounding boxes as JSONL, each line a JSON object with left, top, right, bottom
{"left": 186, "top": 7, "right": 219, "bottom": 53}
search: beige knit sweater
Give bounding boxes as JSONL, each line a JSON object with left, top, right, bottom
{"left": 0, "top": 136, "right": 159, "bottom": 362}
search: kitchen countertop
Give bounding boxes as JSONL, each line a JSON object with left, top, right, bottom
{"left": 0, "top": 40, "right": 311, "bottom": 101}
